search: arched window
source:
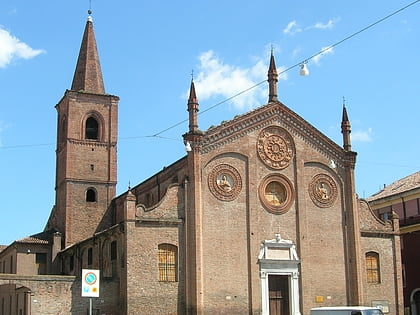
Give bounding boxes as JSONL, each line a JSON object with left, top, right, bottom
{"left": 158, "top": 244, "right": 177, "bottom": 282}
{"left": 85, "top": 117, "right": 99, "bottom": 140}
{"left": 366, "top": 252, "right": 380, "bottom": 284}
{"left": 86, "top": 188, "right": 97, "bottom": 202}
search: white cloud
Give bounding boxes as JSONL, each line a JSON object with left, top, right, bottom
{"left": 312, "top": 19, "right": 337, "bottom": 30}
{"left": 192, "top": 50, "right": 286, "bottom": 111}
{"left": 0, "top": 26, "right": 45, "bottom": 68}
{"left": 283, "top": 21, "right": 302, "bottom": 35}
{"left": 192, "top": 50, "right": 289, "bottom": 111}
{"left": 291, "top": 47, "right": 301, "bottom": 59}
{"left": 351, "top": 128, "right": 373, "bottom": 142}
{"left": 312, "top": 46, "right": 334, "bottom": 65}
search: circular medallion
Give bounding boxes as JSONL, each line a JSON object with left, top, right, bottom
{"left": 308, "top": 174, "right": 338, "bottom": 208}
{"left": 259, "top": 174, "right": 294, "bottom": 214}
{"left": 257, "top": 126, "right": 294, "bottom": 169}
{"left": 208, "top": 164, "right": 242, "bottom": 201}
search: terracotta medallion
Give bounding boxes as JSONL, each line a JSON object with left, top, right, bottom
{"left": 208, "top": 164, "right": 242, "bottom": 201}
{"left": 308, "top": 173, "right": 338, "bottom": 208}
{"left": 257, "top": 126, "right": 294, "bottom": 169}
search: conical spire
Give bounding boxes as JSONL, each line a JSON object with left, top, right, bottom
{"left": 267, "top": 50, "right": 279, "bottom": 103}
{"left": 71, "top": 15, "right": 105, "bottom": 94}
{"left": 341, "top": 103, "right": 352, "bottom": 151}
{"left": 188, "top": 79, "right": 199, "bottom": 133}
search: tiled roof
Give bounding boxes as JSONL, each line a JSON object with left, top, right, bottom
{"left": 15, "top": 236, "right": 49, "bottom": 245}
{"left": 367, "top": 171, "right": 420, "bottom": 201}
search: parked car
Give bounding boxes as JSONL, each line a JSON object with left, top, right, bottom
{"left": 310, "top": 306, "right": 384, "bottom": 315}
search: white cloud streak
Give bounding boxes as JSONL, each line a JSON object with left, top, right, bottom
{"left": 312, "top": 19, "right": 337, "bottom": 30}
{"left": 312, "top": 46, "right": 334, "bottom": 65}
{"left": 283, "top": 21, "right": 302, "bottom": 35}
{"left": 192, "top": 50, "right": 287, "bottom": 111}
{"left": 0, "top": 27, "right": 45, "bottom": 68}
{"left": 284, "top": 18, "right": 338, "bottom": 35}
{"left": 351, "top": 128, "right": 373, "bottom": 142}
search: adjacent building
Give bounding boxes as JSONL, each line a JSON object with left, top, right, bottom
{"left": 0, "top": 14, "right": 404, "bottom": 315}
{"left": 368, "top": 171, "right": 420, "bottom": 315}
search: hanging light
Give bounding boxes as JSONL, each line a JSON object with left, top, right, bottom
{"left": 300, "top": 63, "right": 309, "bottom": 76}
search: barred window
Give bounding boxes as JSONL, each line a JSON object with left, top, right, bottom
{"left": 366, "top": 252, "right": 380, "bottom": 284}
{"left": 158, "top": 244, "right": 177, "bottom": 282}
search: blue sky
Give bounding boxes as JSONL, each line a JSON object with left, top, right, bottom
{"left": 1, "top": 1, "right": 419, "bottom": 245}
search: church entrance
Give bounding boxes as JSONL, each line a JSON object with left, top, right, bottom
{"left": 268, "top": 275, "right": 290, "bottom": 315}
{"left": 259, "top": 234, "right": 301, "bottom": 315}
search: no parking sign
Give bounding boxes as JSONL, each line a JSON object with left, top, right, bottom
{"left": 82, "top": 269, "right": 100, "bottom": 297}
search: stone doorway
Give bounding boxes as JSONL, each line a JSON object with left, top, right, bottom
{"left": 259, "top": 234, "right": 301, "bottom": 315}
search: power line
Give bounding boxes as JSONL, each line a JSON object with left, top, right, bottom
{"left": 126, "top": 0, "right": 420, "bottom": 139}
{"left": 1, "top": 0, "right": 419, "bottom": 150}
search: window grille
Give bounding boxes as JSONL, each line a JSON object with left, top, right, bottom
{"left": 158, "top": 244, "right": 177, "bottom": 282}
{"left": 366, "top": 252, "right": 380, "bottom": 284}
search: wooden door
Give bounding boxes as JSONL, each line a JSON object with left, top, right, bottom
{"left": 268, "top": 275, "right": 290, "bottom": 315}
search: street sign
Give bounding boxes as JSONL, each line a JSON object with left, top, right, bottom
{"left": 82, "top": 269, "right": 100, "bottom": 297}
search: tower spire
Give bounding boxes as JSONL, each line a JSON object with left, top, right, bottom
{"left": 341, "top": 98, "right": 352, "bottom": 151}
{"left": 71, "top": 14, "right": 105, "bottom": 94}
{"left": 267, "top": 49, "right": 279, "bottom": 103}
{"left": 187, "top": 78, "right": 199, "bottom": 133}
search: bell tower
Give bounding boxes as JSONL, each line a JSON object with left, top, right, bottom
{"left": 47, "top": 14, "right": 119, "bottom": 247}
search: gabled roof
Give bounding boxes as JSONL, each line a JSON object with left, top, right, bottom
{"left": 1, "top": 229, "right": 58, "bottom": 253}
{"left": 368, "top": 170, "right": 420, "bottom": 201}
{"left": 202, "top": 100, "right": 346, "bottom": 163}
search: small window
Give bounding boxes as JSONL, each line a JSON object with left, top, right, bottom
{"left": 86, "top": 188, "right": 97, "bottom": 202}
{"left": 60, "top": 115, "right": 67, "bottom": 144}
{"left": 366, "top": 252, "right": 380, "bottom": 284}
{"left": 158, "top": 244, "right": 177, "bottom": 282}
{"left": 69, "top": 255, "right": 74, "bottom": 271}
{"left": 36, "top": 253, "right": 47, "bottom": 275}
{"left": 87, "top": 248, "right": 93, "bottom": 266}
{"left": 110, "top": 241, "right": 117, "bottom": 261}
{"left": 85, "top": 117, "right": 99, "bottom": 140}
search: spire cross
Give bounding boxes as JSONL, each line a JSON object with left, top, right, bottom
{"left": 191, "top": 69, "right": 194, "bottom": 81}
{"left": 342, "top": 96, "right": 346, "bottom": 107}
{"left": 88, "top": 0, "right": 92, "bottom": 15}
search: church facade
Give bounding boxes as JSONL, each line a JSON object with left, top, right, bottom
{"left": 0, "top": 15, "right": 403, "bottom": 315}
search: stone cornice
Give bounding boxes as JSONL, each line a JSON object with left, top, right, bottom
{"left": 0, "top": 274, "right": 75, "bottom": 282}
{"left": 67, "top": 138, "right": 117, "bottom": 147}
{"left": 63, "top": 178, "right": 117, "bottom": 185}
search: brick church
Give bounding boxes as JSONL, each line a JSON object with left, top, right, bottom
{"left": 0, "top": 14, "right": 403, "bottom": 315}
